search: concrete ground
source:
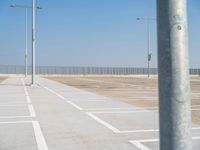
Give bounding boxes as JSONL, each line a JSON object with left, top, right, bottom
{"left": 48, "top": 76, "right": 200, "bottom": 124}
{"left": 0, "top": 77, "right": 200, "bottom": 150}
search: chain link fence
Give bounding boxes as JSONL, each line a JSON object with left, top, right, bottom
{"left": 0, "top": 66, "right": 199, "bottom": 75}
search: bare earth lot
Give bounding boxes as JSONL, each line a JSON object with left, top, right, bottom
{"left": 47, "top": 76, "right": 200, "bottom": 124}
{"left": 0, "top": 77, "right": 6, "bottom": 83}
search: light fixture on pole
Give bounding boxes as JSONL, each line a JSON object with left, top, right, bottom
{"left": 136, "top": 17, "right": 155, "bottom": 78}
{"left": 10, "top": 5, "right": 29, "bottom": 77}
{"left": 10, "top": 3, "right": 42, "bottom": 83}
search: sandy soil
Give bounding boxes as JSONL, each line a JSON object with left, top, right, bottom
{"left": 0, "top": 77, "right": 6, "bottom": 83}
{"left": 47, "top": 76, "right": 200, "bottom": 124}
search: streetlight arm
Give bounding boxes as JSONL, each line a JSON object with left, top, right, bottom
{"left": 136, "top": 17, "right": 156, "bottom": 21}
{"left": 10, "top": 4, "right": 42, "bottom": 10}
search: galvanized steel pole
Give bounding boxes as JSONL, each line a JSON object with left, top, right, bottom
{"left": 136, "top": 17, "right": 155, "bottom": 78}
{"left": 32, "top": 0, "right": 36, "bottom": 85}
{"left": 25, "top": 8, "right": 28, "bottom": 78}
{"left": 157, "top": 0, "right": 191, "bottom": 150}
{"left": 147, "top": 19, "right": 150, "bottom": 78}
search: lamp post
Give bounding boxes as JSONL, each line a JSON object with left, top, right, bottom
{"left": 10, "top": 5, "right": 29, "bottom": 77}
{"left": 157, "top": 0, "right": 191, "bottom": 149}
{"left": 136, "top": 17, "right": 155, "bottom": 78}
{"left": 10, "top": 3, "right": 42, "bottom": 84}
{"left": 32, "top": 0, "right": 36, "bottom": 85}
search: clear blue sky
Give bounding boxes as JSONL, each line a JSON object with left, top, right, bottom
{"left": 0, "top": 0, "right": 199, "bottom": 68}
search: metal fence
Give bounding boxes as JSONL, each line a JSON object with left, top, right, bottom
{"left": 0, "top": 66, "right": 199, "bottom": 75}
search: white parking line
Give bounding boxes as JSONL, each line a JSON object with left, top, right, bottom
{"left": 0, "top": 120, "right": 48, "bottom": 150}
{"left": 0, "top": 102, "right": 31, "bottom": 105}
{"left": 0, "top": 104, "right": 29, "bottom": 106}
{"left": 0, "top": 120, "right": 34, "bottom": 124}
{"left": 56, "top": 94, "right": 66, "bottom": 100}
{"left": 41, "top": 86, "right": 158, "bottom": 111}
{"left": 0, "top": 104, "right": 36, "bottom": 118}
{"left": 86, "top": 112, "right": 120, "bottom": 133}
{"left": 42, "top": 85, "right": 66, "bottom": 100}
{"left": 129, "top": 137, "right": 200, "bottom": 150}
{"left": 21, "top": 78, "right": 49, "bottom": 150}
{"left": 32, "top": 121, "right": 49, "bottom": 150}
{"left": 71, "top": 100, "right": 106, "bottom": 102}
{"left": 28, "top": 104, "right": 36, "bottom": 117}
{"left": 87, "top": 112, "right": 200, "bottom": 134}
{"left": 84, "top": 107, "right": 142, "bottom": 111}
{"left": 21, "top": 78, "right": 32, "bottom": 103}
{"left": 91, "top": 110, "right": 154, "bottom": 114}
{"left": 26, "top": 95, "right": 32, "bottom": 103}
{"left": 0, "top": 116, "right": 35, "bottom": 119}
{"left": 41, "top": 85, "right": 84, "bottom": 110}
{"left": 130, "top": 141, "right": 151, "bottom": 150}
{"left": 76, "top": 78, "right": 158, "bottom": 90}
{"left": 67, "top": 101, "right": 83, "bottom": 110}
{"left": 42, "top": 86, "right": 156, "bottom": 111}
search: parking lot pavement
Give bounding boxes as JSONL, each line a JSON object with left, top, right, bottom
{"left": 0, "top": 77, "right": 200, "bottom": 150}
{"left": 0, "top": 77, "right": 47, "bottom": 150}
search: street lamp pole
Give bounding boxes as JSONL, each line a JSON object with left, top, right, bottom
{"left": 157, "top": 0, "right": 191, "bottom": 149}
{"left": 136, "top": 17, "right": 155, "bottom": 78}
{"left": 147, "top": 18, "right": 150, "bottom": 78}
{"left": 10, "top": 3, "right": 42, "bottom": 81}
{"left": 10, "top": 5, "right": 29, "bottom": 78}
{"left": 32, "top": 0, "right": 36, "bottom": 85}
{"left": 25, "top": 8, "right": 28, "bottom": 77}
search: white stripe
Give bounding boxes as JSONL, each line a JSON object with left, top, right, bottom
{"left": 21, "top": 78, "right": 32, "bottom": 103}
{"left": 192, "top": 93, "right": 200, "bottom": 95}
{"left": 120, "top": 127, "right": 200, "bottom": 133}
{"left": 130, "top": 141, "right": 151, "bottom": 150}
{"left": 192, "top": 105, "right": 200, "bottom": 107}
{"left": 84, "top": 108, "right": 138, "bottom": 111}
{"left": 120, "top": 129, "right": 159, "bottom": 133}
{"left": 32, "top": 121, "right": 49, "bottom": 150}
{"left": 130, "top": 137, "right": 200, "bottom": 150}
{"left": 42, "top": 86, "right": 66, "bottom": 100}
{"left": 76, "top": 78, "right": 157, "bottom": 90}
{"left": 28, "top": 104, "right": 36, "bottom": 117}
{"left": 56, "top": 94, "right": 66, "bottom": 100}
{"left": 192, "top": 127, "right": 200, "bottom": 130}
{"left": 67, "top": 101, "right": 83, "bottom": 110}
{"left": 131, "top": 139, "right": 159, "bottom": 143}
{"left": 91, "top": 110, "right": 153, "bottom": 114}
{"left": 130, "top": 136, "right": 200, "bottom": 144}
{"left": 192, "top": 137, "right": 200, "bottom": 140}
{"left": 0, "top": 104, "right": 28, "bottom": 107}
{"left": 0, "top": 121, "right": 34, "bottom": 124}
{"left": 0, "top": 116, "right": 35, "bottom": 119}
{"left": 26, "top": 95, "right": 32, "bottom": 103}
{"left": 0, "top": 102, "right": 31, "bottom": 105}
{"left": 192, "top": 108, "right": 200, "bottom": 111}
{"left": 24, "top": 86, "right": 28, "bottom": 94}
{"left": 71, "top": 100, "right": 106, "bottom": 102}
{"left": 86, "top": 112, "right": 120, "bottom": 133}
{"left": 21, "top": 79, "right": 48, "bottom": 150}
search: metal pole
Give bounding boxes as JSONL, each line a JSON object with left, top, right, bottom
{"left": 32, "top": 0, "right": 36, "bottom": 84}
{"left": 157, "top": 0, "right": 191, "bottom": 150}
{"left": 25, "top": 8, "right": 28, "bottom": 78}
{"left": 147, "top": 19, "right": 150, "bottom": 78}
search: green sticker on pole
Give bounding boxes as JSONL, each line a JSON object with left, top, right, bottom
{"left": 173, "top": 15, "right": 183, "bottom": 22}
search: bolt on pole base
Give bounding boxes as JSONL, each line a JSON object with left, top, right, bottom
{"left": 157, "top": 0, "right": 191, "bottom": 150}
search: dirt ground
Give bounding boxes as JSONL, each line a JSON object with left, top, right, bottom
{"left": 0, "top": 77, "right": 6, "bottom": 83}
{"left": 47, "top": 76, "right": 200, "bottom": 124}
